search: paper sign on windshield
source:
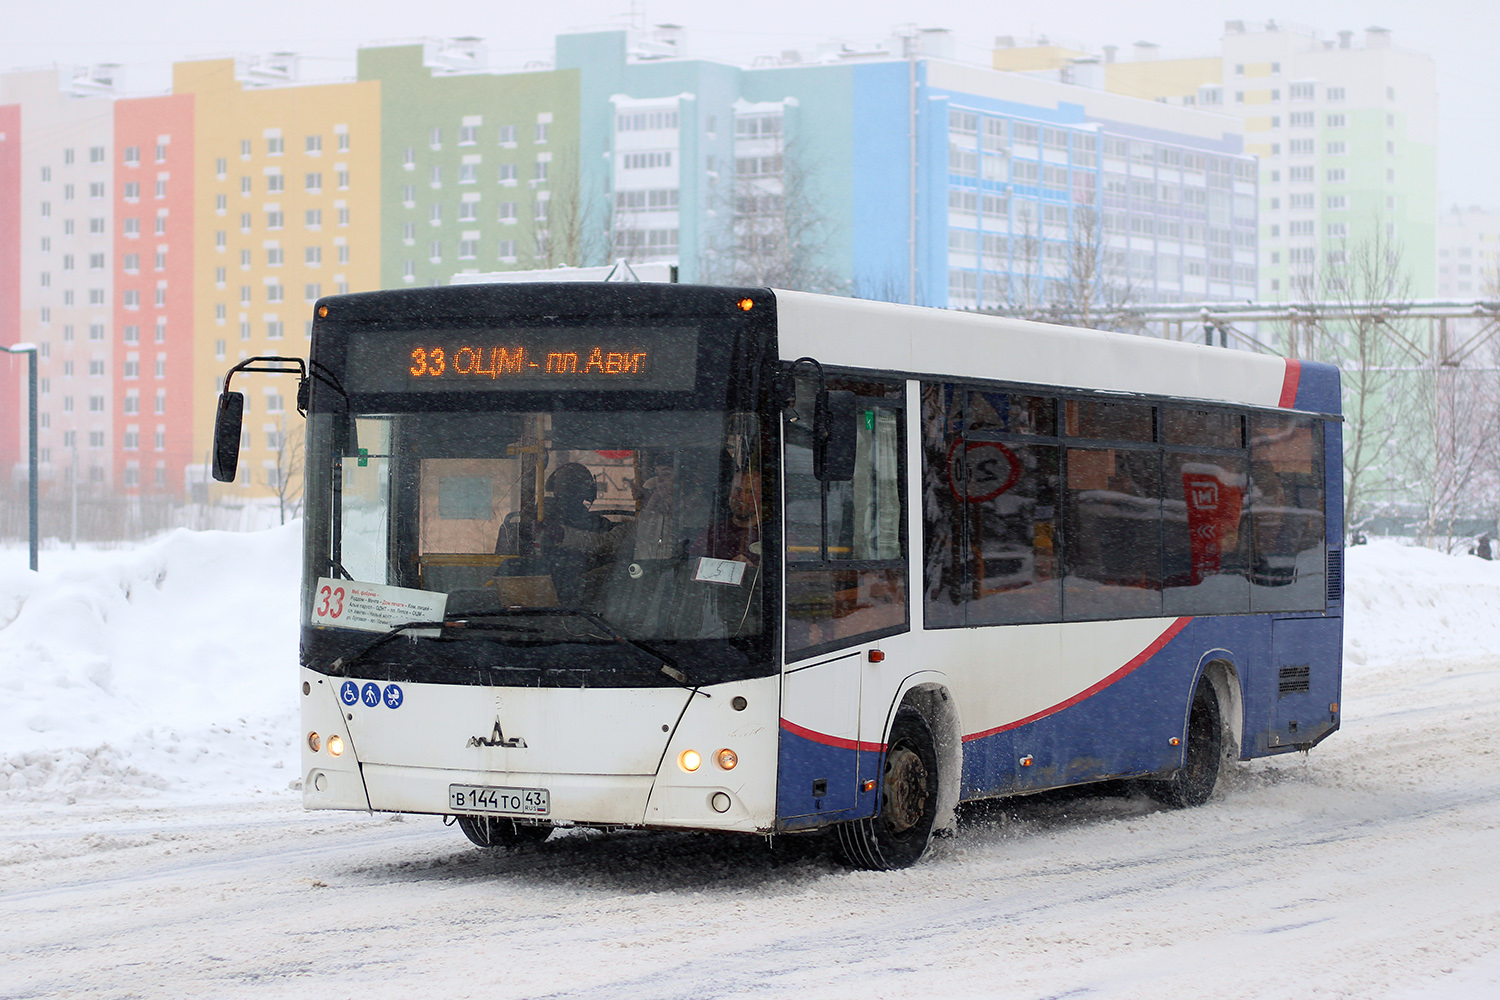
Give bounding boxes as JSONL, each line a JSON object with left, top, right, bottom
{"left": 694, "top": 557, "right": 747, "bottom": 586}
{"left": 311, "top": 578, "right": 448, "bottom": 634}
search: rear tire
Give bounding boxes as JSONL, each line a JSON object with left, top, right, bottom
{"left": 455, "top": 814, "right": 552, "bottom": 849}
{"left": 1145, "top": 678, "right": 1223, "bottom": 809}
{"left": 835, "top": 707, "right": 940, "bottom": 870}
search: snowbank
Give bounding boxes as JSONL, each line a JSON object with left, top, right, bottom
{"left": 1344, "top": 538, "right": 1500, "bottom": 670}
{"left": 0, "top": 525, "right": 302, "bottom": 801}
{"left": 1, "top": 530, "right": 1497, "bottom": 806}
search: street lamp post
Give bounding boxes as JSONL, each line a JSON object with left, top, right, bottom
{"left": 2, "top": 343, "right": 39, "bottom": 571}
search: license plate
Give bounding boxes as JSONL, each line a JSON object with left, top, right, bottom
{"left": 448, "top": 784, "right": 550, "bottom": 816}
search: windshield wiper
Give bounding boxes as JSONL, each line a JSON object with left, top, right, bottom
{"left": 325, "top": 608, "right": 698, "bottom": 690}
{"left": 327, "top": 620, "right": 448, "bottom": 676}
{"left": 465, "top": 607, "right": 699, "bottom": 691}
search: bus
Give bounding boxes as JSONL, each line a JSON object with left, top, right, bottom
{"left": 212, "top": 283, "right": 1343, "bottom": 870}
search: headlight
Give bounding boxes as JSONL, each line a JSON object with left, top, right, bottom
{"left": 327, "top": 735, "right": 344, "bottom": 756}
{"left": 678, "top": 749, "right": 702, "bottom": 772}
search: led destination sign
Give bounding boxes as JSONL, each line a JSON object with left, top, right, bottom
{"left": 342, "top": 325, "right": 699, "bottom": 393}
{"left": 407, "top": 344, "right": 650, "bottom": 380}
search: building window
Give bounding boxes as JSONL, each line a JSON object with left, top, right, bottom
{"left": 267, "top": 284, "right": 284, "bottom": 303}
{"left": 304, "top": 283, "right": 322, "bottom": 302}
{"left": 305, "top": 172, "right": 322, "bottom": 192}
{"left": 459, "top": 125, "right": 478, "bottom": 144}
{"left": 306, "top": 135, "right": 322, "bottom": 154}
{"left": 267, "top": 211, "right": 284, "bottom": 229}
{"left": 498, "top": 164, "right": 517, "bottom": 183}
{"left": 267, "top": 321, "right": 284, "bottom": 340}
{"left": 497, "top": 125, "right": 517, "bottom": 145}
{"left": 267, "top": 136, "right": 284, "bottom": 155}
{"left": 1326, "top": 114, "right": 1347, "bottom": 129}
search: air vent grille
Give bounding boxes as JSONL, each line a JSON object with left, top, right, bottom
{"left": 1279, "top": 664, "right": 1311, "bottom": 697}
{"left": 1326, "top": 549, "right": 1344, "bottom": 603}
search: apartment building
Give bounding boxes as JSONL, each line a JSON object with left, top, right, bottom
{"left": 112, "top": 93, "right": 194, "bottom": 496}
{"left": 555, "top": 27, "right": 1252, "bottom": 308}
{"left": 1437, "top": 205, "right": 1500, "bottom": 299}
{"left": 1, "top": 68, "right": 119, "bottom": 494}
{"left": 355, "top": 40, "right": 579, "bottom": 289}
{"left": 1101, "top": 21, "right": 1437, "bottom": 299}
{"left": 172, "top": 57, "right": 380, "bottom": 502}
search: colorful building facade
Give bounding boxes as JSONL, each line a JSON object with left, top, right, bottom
{"left": 112, "top": 93, "right": 195, "bottom": 495}
{"left": 354, "top": 41, "right": 579, "bottom": 290}
{"left": 172, "top": 58, "right": 381, "bottom": 502}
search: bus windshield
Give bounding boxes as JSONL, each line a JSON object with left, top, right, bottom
{"left": 314, "top": 407, "right": 764, "bottom": 645}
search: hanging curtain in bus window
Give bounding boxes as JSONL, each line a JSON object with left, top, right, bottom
{"left": 340, "top": 416, "right": 393, "bottom": 585}
{"left": 785, "top": 379, "right": 907, "bottom": 658}
{"left": 1249, "top": 414, "right": 1326, "bottom": 612}
{"left": 1062, "top": 445, "right": 1163, "bottom": 621}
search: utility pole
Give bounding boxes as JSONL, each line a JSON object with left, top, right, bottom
{"left": 2, "top": 343, "right": 39, "bottom": 571}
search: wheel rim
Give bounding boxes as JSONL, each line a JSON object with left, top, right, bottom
{"left": 882, "top": 746, "right": 929, "bottom": 835}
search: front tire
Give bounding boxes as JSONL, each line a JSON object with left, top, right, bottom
{"left": 836, "top": 707, "right": 940, "bottom": 870}
{"left": 455, "top": 814, "right": 553, "bottom": 849}
{"left": 1145, "top": 678, "right": 1223, "bottom": 808}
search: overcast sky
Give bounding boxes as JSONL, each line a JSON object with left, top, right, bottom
{"left": 5, "top": 0, "right": 1497, "bottom": 206}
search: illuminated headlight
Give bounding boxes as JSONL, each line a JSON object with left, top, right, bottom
{"left": 678, "top": 749, "right": 702, "bottom": 772}
{"left": 307, "top": 732, "right": 321, "bottom": 753}
{"left": 715, "top": 748, "right": 738, "bottom": 770}
{"left": 327, "top": 735, "right": 344, "bottom": 756}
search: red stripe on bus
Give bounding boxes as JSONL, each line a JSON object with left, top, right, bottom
{"left": 1278, "top": 358, "right": 1302, "bottom": 408}
{"left": 960, "top": 616, "right": 1195, "bottom": 743}
{"left": 779, "top": 717, "right": 887, "bottom": 753}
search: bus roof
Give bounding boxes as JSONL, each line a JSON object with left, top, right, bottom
{"left": 773, "top": 290, "right": 1323, "bottom": 413}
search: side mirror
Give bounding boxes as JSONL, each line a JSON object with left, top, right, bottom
{"left": 815, "top": 390, "right": 858, "bottom": 482}
{"left": 211, "top": 391, "right": 244, "bottom": 483}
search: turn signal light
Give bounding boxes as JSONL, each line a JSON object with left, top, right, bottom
{"left": 307, "top": 732, "right": 321, "bottom": 753}
{"left": 715, "top": 748, "right": 738, "bottom": 770}
{"left": 737, "top": 298, "right": 754, "bottom": 312}
{"left": 327, "top": 735, "right": 344, "bottom": 756}
{"left": 317, "top": 305, "right": 329, "bottom": 318}
{"left": 679, "top": 749, "right": 702, "bottom": 772}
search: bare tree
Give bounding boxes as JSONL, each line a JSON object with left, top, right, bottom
{"left": 266, "top": 414, "right": 304, "bottom": 526}
{"left": 524, "top": 152, "right": 604, "bottom": 270}
{"left": 1286, "top": 226, "right": 1421, "bottom": 537}
{"left": 701, "top": 135, "right": 846, "bottom": 294}
{"left": 982, "top": 204, "right": 1139, "bottom": 331}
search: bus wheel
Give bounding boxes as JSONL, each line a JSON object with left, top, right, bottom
{"left": 1145, "top": 679, "right": 1223, "bottom": 809}
{"left": 835, "top": 707, "right": 940, "bottom": 870}
{"left": 455, "top": 815, "right": 552, "bottom": 849}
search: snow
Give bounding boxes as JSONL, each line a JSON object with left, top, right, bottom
{"left": 0, "top": 526, "right": 302, "bottom": 801}
{"left": 1, "top": 531, "right": 1499, "bottom": 998}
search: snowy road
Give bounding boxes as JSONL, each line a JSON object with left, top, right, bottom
{"left": 3, "top": 650, "right": 1498, "bottom": 999}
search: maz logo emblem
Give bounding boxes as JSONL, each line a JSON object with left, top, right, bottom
{"left": 467, "top": 719, "right": 527, "bottom": 748}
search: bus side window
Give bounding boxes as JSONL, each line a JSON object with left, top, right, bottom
{"left": 1249, "top": 414, "right": 1326, "bottom": 612}
{"left": 922, "top": 383, "right": 1062, "bottom": 628}
{"left": 785, "top": 379, "right": 907, "bottom": 659}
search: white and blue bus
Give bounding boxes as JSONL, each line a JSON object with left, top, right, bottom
{"left": 213, "top": 283, "right": 1343, "bottom": 869}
